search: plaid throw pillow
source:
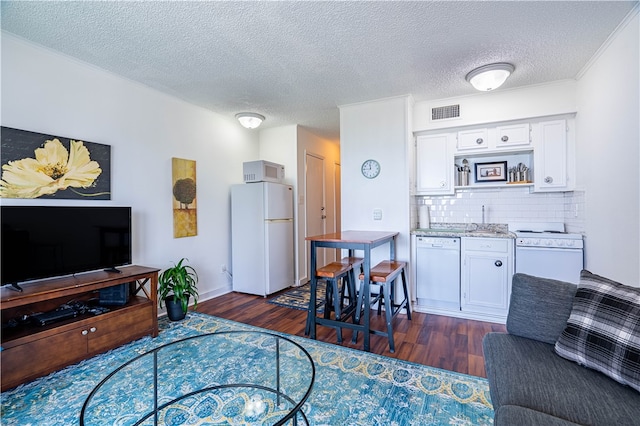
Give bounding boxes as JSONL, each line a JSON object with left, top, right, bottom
{"left": 555, "top": 270, "right": 640, "bottom": 393}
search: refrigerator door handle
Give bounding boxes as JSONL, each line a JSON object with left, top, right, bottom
{"left": 265, "top": 218, "right": 293, "bottom": 223}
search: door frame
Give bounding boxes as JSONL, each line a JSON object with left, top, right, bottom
{"left": 304, "top": 151, "right": 327, "bottom": 283}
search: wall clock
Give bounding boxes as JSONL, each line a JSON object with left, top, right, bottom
{"left": 361, "top": 159, "right": 380, "bottom": 179}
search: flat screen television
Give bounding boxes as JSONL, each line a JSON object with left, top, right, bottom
{"left": 1, "top": 206, "right": 132, "bottom": 289}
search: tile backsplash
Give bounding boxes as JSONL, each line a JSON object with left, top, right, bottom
{"left": 413, "top": 188, "right": 585, "bottom": 234}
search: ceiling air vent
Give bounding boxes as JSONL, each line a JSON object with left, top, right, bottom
{"left": 431, "top": 104, "right": 460, "bottom": 121}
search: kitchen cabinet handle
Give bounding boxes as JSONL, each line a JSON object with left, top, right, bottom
{"left": 495, "top": 260, "right": 503, "bottom": 267}
{"left": 439, "top": 181, "right": 446, "bottom": 188}
{"left": 90, "top": 327, "right": 97, "bottom": 333}
{"left": 476, "top": 138, "right": 484, "bottom": 145}
{"left": 501, "top": 135, "right": 509, "bottom": 142}
{"left": 81, "top": 330, "right": 88, "bottom": 336}
{"left": 544, "top": 176, "right": 553, "bottom": 184}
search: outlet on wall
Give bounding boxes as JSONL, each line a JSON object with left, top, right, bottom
{"left": 373, "top": 209, "right": 382, "bottom": 220}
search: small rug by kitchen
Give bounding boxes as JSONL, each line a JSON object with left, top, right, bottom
{"left": 0, "top": 312, "right": 494, "bottom": 425}
{"left": 268, "top": 283, "right": 326, "bottom": 314}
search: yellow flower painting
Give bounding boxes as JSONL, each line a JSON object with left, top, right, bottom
{"left": 0, "top": 127, "right": 111, "bottom": 199}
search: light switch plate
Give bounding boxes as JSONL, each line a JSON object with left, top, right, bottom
{"left": 373, "top": 208, "right": 382, "bottom": 220}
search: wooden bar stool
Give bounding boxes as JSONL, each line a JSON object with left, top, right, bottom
{"left": 340, "top": 257, "right": 364, "bottom": 307}
{"left": 352, "top": 260, "right": 411, "bottom": 353}
{"left": 305, "top": 257, "right": 363, "bottom": 342}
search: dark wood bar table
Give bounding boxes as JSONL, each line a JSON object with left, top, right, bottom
{"left": 305, "top": 230, "right": 399, "bottom": 351}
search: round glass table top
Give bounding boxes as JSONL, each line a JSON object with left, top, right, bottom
{"left": 80, "top": 331, "right": 315, "bottom": 425}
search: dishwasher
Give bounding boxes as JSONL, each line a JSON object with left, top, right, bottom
{"left": 415, "top": 236, "right": 461, "bottom": 311}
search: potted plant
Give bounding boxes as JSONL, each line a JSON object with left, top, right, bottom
{"left": 158, "top": 258, "right": 199, "bottom": 321}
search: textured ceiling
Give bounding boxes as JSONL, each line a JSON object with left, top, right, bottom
{"left": 1, "top": 1, "right": 637, "bottom": 140}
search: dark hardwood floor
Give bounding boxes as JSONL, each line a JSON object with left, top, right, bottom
{"left": 197, "top": 290, "right": 506, "bottom": 378}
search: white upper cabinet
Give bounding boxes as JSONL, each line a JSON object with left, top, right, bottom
{"left": 455, "top": 122, "right": 531, "bottom": 154}
{"left": 496, "top": 123, "right": 531, "bottom": 148}
{"left": 416, "top": 133, "right": 455, "bottom": 195}
{"left": 457, "top": 128, "right": 489, "bottom": 151}
{"left": 415, "top": 115, "right": 575, "bottom": 194}
{"left": 533, "top": 119, "right": 573, "bottom": 192}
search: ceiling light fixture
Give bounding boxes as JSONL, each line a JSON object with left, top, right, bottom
{"left": 235, "top": 112, "right": 265, "bottom": 129}
{"left": 465, "top": 63, "right": 515, "bottom": 92}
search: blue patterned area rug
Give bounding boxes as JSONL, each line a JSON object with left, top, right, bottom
{"left": 1, "top": 312, "right": 494, "bottom": 425}
{"left": 268, "top": 283, "right": 326, "bottom": 314}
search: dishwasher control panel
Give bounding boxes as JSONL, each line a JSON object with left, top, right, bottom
{"left": 416, "top": 236, "right": 459, "bottom": 247}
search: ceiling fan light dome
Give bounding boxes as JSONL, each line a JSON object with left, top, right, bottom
{"left": 466, "top": 63, "right": 515, "bottom": 91}
{"left": 235, "top": 112, "right": 265, "bottom": 129}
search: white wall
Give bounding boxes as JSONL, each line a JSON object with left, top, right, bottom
{"left": 258, "top": 125, "right": 298, "bottom": 182}
{"left": 414, "top": 80, "right": 577, "bottom": 132}
{"left": 576, "top": 10, "right": 639, "bottom": 286}
{"left": 1, "top": 33, "right": 259, "bottom": 301}
{"left": 340, "top": 96, "right": 412, "bottom": 265}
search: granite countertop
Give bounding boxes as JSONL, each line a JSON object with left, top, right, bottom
{"left": 412, "top": 223, "right": 516, "bottom": 239}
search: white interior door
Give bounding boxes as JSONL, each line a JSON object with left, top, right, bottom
{"left": 305, "top": 153, "right": 327, "bottom": 274}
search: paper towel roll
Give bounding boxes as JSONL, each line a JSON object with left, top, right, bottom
{"left": 419, "top": 205, "right": 430, "bottom": 229}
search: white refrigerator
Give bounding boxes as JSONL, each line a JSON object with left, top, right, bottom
{"left": 231, "top": 182, "right": 294, "bottom": 296}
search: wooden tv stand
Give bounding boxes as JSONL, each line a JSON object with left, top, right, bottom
{"left": 1, "top": 265, "right": 159, "bottom": 392}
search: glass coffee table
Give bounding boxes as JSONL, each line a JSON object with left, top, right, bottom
{"left": 80, "top": 331, "right": 315, "bottom": 425}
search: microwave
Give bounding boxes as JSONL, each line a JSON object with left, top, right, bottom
{"left": 243, "top": 160, "right": 285, "bottom": 183}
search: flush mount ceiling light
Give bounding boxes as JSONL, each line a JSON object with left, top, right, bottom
{"left": 235, "top": 112, "right": 265, "bottom": 129}
{"left": 465, "top": 63, "right": 515, "bottom": 92}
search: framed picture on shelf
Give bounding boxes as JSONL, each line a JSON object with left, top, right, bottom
{"left": 474, "top": 161, "right": 507, "bottom": 183}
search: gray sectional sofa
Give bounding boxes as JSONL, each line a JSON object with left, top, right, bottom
{"left": 483, "top": 273, "right": 640, "bottom": 425}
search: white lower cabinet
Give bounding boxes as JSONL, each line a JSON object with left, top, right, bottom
{"left": 412, "top": 235, "right": 514, "bottom": 323}
{"left": 461, "top": 237, "right": 514, "bottom": 319}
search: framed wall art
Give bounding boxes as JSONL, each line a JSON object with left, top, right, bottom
{"left": 474, "top": 161, "right": 507, "bottom": 183}
{"left": 0, "top": 126, "right": 111, "bottom": 199}
{"left": 172, "top": 157, "right": 197, "bottom": 238}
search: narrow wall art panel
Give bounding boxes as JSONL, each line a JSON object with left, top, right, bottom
{"left": 171, "top": 157, "right": 197, "bottom": 238}
{"left": 0, "top": 127, "right": 111, "bottom": 199}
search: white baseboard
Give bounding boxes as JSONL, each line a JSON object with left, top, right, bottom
{"left": 412, "top": 304, "right": 506, "bottom": 324}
